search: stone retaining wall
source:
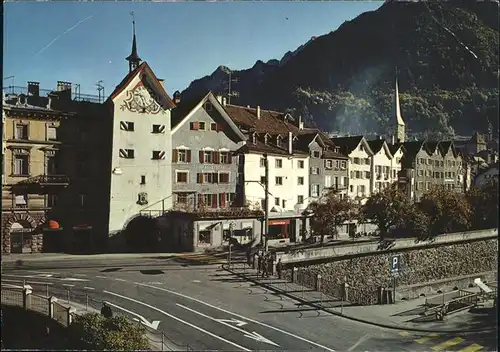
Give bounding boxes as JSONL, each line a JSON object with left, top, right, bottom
{"left": 284, "top": 238, "right": 498, "bottom": 305}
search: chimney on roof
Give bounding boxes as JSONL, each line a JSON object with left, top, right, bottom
{"left": 288, "top": 131, "right": 293, "bottom": 154}
{"left": 392, "top": 135, "right": 395, "bottom": 145}
{"left": 298, "top": 115, "right": 304, "bottom": 131}
{"left": 221, "top": 96, "right": 227, "bottom": 106}
{"left": 56, "top": 81, "right": 72, "bottom": 101}
{"left": 46, "top": 93, "right": 57, "bottom": 110}
{"left": 158, "top": 79, "right": 165, "bottom": 88}
{"left": 27, "top": 81, "right": 40, "bottom": 97}
{"left": 173, "top": 91, "right": 181, "bottom": 105}
{"left": 56, "top": 81, "right": 71, "bottom": 92}
{"left": 257, "top": 106, "right": 261, "bottom": 119}
{"left": 216, "top": 95, "right": 222, "bottom": 104}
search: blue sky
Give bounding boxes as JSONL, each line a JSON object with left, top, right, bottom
{"left": 4, "top": 1, "right": 382, "bottom": 98}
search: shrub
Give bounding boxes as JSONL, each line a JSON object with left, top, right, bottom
{"left": 67, "top": 313, "right": 150, "bottom": 351}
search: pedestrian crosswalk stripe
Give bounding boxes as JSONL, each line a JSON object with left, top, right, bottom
{"left": 431, "top": 337, "right": 465, "bottom": 351}
{"left": 399, "top": 331, "right": 410, "bottom": 337}
{"left": 459, "top": 344, "right": 484, "bottom": 352}
{"left": 415, "top": 333, "right": 440, "bottom": 344}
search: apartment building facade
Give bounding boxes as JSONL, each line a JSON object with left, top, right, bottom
{"left": 170, "top": 92, "right": 246, "bottom": 209}
{"left": 367, "top": 139, "right": 403, "bottom": 193}
{"left": 1, "top": 90, "right": 73, "bottom": 254}
{"left": 296, "top": 131, "right": 348, "bottom": 200}
{"left": 333, "top": 136, "right": 373, "bottom": 202}
{"left": 398, "top": 140, "right": 465, "bottom": 200}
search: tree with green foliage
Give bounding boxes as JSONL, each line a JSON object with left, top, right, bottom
{"left": 418, "top": 185, "right": 473, "bottom": 236}
{"left": 67, "top": 313, "right": 150, "bottom": 351}
{"left": 361, "top": 183, "right": 426, "bottom": 240}
{"left": 307, "top": 190, "right": 358, "bottom": 243}
{"left": 466, "top": 178, "right": 499, "bottom": 230}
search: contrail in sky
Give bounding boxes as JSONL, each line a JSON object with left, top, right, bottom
{"left": 34, "top": 15, "right": 94, "bottom": 57}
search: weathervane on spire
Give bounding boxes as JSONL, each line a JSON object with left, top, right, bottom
{"left": 130, "top": 11, "right": 135, "bottom": 34}
{"left": 126, "top": 11, "right": 141, "bottom": 72}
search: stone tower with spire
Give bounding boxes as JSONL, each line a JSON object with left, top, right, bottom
{"left": 126, "top": 13, "right": 141, "bottom": 72}
{"left": 393, "top": 74, "right": 406, "bottom": 143}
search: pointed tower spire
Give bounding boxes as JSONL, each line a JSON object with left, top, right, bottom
{"left": 126, "top": 12, "right": 141, "bottom": 73}
{"left": 393, "top": 67, "right": 406, "bottom": 143}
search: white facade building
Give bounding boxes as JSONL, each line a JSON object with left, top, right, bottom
{"left": 368, "top": 139, "right": 403, "bottom": 193}
{"left": 106, "top": 28, "right": 175, "bottom": 234}
{"left": 333, "top": 136, "right": 374, "bottom": 203}
{"left": 243, "top": 152, "right": 309, "bottom": 213}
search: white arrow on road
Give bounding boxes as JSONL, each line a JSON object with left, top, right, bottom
{"left": 177, "top": 303, "right": 280, "bottom": 347}
{"left": 216, "top": 318, "right": 247, "bottom": 327}
{"left": 104, "top": 301, "right": 161, "bottom": 330}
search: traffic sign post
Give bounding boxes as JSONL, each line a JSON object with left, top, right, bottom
{"left": 389, "top": 254, "right": 400, "bottom": 274}
{"left": 389, "top": 254, "right": 401, "bottom": 304}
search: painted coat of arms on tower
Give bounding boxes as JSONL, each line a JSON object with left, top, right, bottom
{"left": 121, "top": 83, "right": 163, "bottom": 115}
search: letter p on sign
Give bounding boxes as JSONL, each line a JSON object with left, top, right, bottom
{"left": 390, "top": 254, "right": 400, "bottom": 273}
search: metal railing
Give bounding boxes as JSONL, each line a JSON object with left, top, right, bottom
{"left": 1, "top": 285, "right": 193, "bottom": 351}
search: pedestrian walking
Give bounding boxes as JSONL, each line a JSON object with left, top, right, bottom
{"left": 261, "top": 256, "right": 268, "bottom": 278}
{"left": 257, "top": 254, "right": 262, "bottom": 274}
{"left": 276, "top": 258, "right": 282, "bottom": 279}
{"left": 101, "top": 302, "right": 113, "bottom": 319}
{"left": 246, "top": 247, "right": 251, "bottom": 266}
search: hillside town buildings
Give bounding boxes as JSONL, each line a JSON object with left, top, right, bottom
{"left": 2, "top": 28, "right": 496, "bottom": 255}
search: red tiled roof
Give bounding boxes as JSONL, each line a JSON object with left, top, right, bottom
{"left": 223, "top": 104, "right": 299, "bottom": 135}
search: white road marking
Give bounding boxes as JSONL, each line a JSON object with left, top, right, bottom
{"left": 62, "top": 284, "right": 74, "bottom": 287}
{"left": 74, "top": 273, "right": 87, "bottom": 277}
{"left": 192, "top": 280, "right": 201, "bottom": 283}
{"left": 217, "top": 318, "right": 247, "bottom": 327}
{"left": 134, "top": 281, "right": 335, "bottom": 351}
{"left": 27, "top": 270, "right": 60, "bottom": 275}
{"left": 103, "top": 301, "right": 160, "bottom": 330}
{"left": 103, "top": 290, "right": 251, "bottom": 351}
{"left": 96, "top": 275, "right": 107, "bottom": 279}
{"left": 61, "top": 278, "right": 90, "bottom": 282}
{"left": 177, "top": 303, "right": 279, "bottom": 347}
{"left": 83, "top": 287, "right": 95, "bottom": 290}
{"left": 115, "top": 278, "right": 126, "bottom": 282}
{"left": 347, "top": 334, "right": 370, "bottom": 352}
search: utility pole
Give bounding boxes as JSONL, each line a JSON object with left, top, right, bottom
{"left": 263, "top": 153, "right": 269, "bottom": 253}
{"left": 228, "top": 221, "right": 235, "bottom": 269}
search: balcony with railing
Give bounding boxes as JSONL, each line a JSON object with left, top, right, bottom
{"left": 11, "top": 174, "right": 70, "bottom": 194}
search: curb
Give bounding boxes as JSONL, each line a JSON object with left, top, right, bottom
{"left": 222, "top": 264, "right": 495, "bottom": 335}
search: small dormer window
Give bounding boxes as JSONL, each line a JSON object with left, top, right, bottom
{"left": 334, "top": 147, "right": 340, "bottom": 153}
{"left": 277, "top": 136, "right": 281, "bottom": 146}
{"left": 252, "top": 133, "right": 257, "bottom": 145}
{"left": 360, "top": 144, "right": 364, "bottom": 151}
{"left": 264, "top": 135, "right": 269, "bottom": 145}
{"left": 204, "top": 101, "right": 213, "bottom": 111}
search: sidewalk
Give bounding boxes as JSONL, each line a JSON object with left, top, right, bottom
{"left": 1, "top": 252, "right": 189, "bottom": 263}
{"left": 224, "top": 263, "right": 495, "bottom": 334}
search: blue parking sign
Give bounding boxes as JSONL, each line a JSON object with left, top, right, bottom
{"left": 389, "top": 254, "right": 400, "bottom": 273}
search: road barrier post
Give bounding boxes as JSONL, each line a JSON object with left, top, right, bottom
{"left": 46, "top": 284, "right": 49, "bottom": 298}
{"left": 161, "top": 332, "right": 164, "bottom": 351}
{"left": 67, "top": 289, "right": 70, "bottom": 304}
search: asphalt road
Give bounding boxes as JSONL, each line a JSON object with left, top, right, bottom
{"left": 2, "top": 256, "right": 497, "bottom": 351}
